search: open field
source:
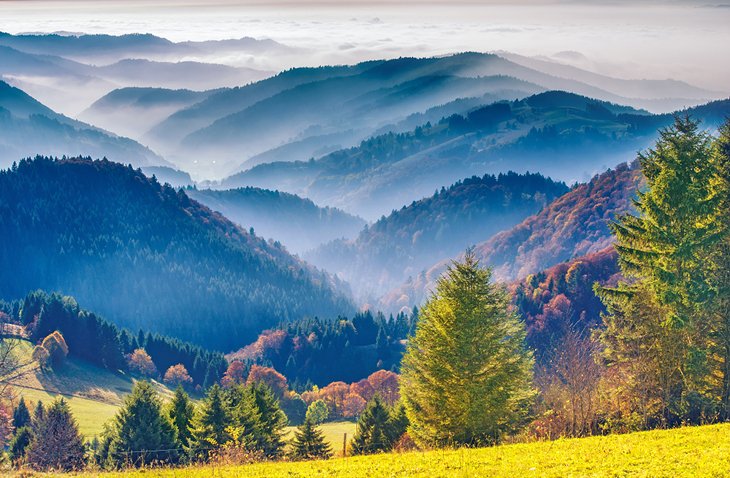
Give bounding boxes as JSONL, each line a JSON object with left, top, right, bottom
{"left": 6, "top": 340, "right": 174, "bottom": 437}
{"left": 284, "top": 421, "right": 357, "bottom": 455}
{"left": 14, "top": 423, "right": 730, "bottom": 477}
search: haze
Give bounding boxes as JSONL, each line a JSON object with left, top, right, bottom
{"left": 1, "top": 1, "right": 729, "bottom": 92}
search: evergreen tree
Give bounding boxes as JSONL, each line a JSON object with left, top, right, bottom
{"left": 13, "top": 397, "right": 31, "bottom": 429}
{"left": 351, "top": 395, "right": 393, "bottom": 454}
{"left": 712, "top": 120, "right": 730, "bottom": 418}
{"left": 168, "top": 386, "right": 195, "bottom": 449}
{"left": 9, "top": 426, "right": 33, "bottom": 463}
{"left": 107, "top": 381, "right": 179, "bottom": 467}
{"left": 25, "top": 399, "right": 85, "bottom": 471}
{"left": 250, "top": 383, "right": 288, "bottom": 457}
{"left": 289, "top": 417, "right": 332, "bottom": 460}
{"left": 189, "top": 384, "right": 230, "bottom": 458}
{"left": 400, "top": 251, "right": 534, "bottom": 447}
{"left": 598, "top": 117, "right": 726, "bottom": 425}
{"left": 225, "top": 384, "right": 262, "bottom": 452}
{"left": 32, "top": 400, "right": 44, "bottom": 432}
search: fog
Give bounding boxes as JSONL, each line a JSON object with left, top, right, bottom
{"left": 1, "top": 1, "right": 729, "bottom": 93}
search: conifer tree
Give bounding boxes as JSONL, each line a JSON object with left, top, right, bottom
{"left": 25, "top": 399, "right": 85, "bottom": 471}
{"left": 400, "top": 251, "right": 534, "bottom": 447}
{"left": 31, "top": 400, "right": 44, "bottom": 432}
{"left": 250, "top": 383, "right": 288, "bottom": 457}
{"left": 289, "top": 417, "right": 332, "bottom": 460}
{"left": 107, "top": 381, "right": 178, "bottom": 467}
{"left": 189, "top": 384, "right": 230, "bottom": 458}
{"left": 13, "top": 397, "right": 31, "bottom": 429}
{"left": 168, "top": 385, "right": 195, "bottom": 449}
{"left": 351, "top": 395, "right": 394, "bottom": 454}
{"left": 9, "top": 425, "right": 33, "bottom": 463}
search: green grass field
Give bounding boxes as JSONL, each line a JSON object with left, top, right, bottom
{"left": 15, "top": 423, "right": 730, "bottom": 477}
{"left": 6, "top": 340, "right": 173, "bottom": 437}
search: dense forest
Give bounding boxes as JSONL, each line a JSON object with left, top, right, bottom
{"left": 379, "top": 161, "right": 642, "bottom": 312}
{"left": 306, "top": 171, "right": 568, "bottom": 299}
{"left": 0, "top": 290, "right": 227, "bottom": 387}
{"left": 187, "top": 186, "right": 365, "bottom": 254}
{"left": 227, "top": 310, "right": 417, "bottom": 388}
{"left": 225, "top": 92, "right": 730, "bottom": 219}
{"left": 0, "top": 157, "right": 354, "bottom": 350}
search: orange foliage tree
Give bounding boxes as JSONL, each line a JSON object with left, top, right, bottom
{"left": 163, "top": 364, "right": 193, "bottom": 388}
{"left": 247, "top": 364, "right": 288, "bottom": 398}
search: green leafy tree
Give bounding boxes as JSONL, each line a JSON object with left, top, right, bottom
{"left": 189, "top": 384, "right": 230, "bottom": 458}
{"left": 289, "top": 417, "right": 332, "bottom": 460}
{"left": 107, "top": 381, "right": 178, "bottom": 467}
{"left": 351, "top": 395, "right": 394, "bottom": 454}
{"left": 168, "top": 386, "right": 195, "bottom": 449}
{"left": 401, "top": 251, "right": 534, "bottom": 447}
{"left": 305, "top": 399, "right": 329, "bottom": 424}
{"left": 25, "top": 399, "right": 85, "bottom": 471}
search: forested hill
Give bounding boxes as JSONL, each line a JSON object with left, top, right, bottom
{"left": 378, "top": 162, "right": 641, "bottom": 313}
{"left": 0, "top": 157, "right": 354, "bottom": 350}
{"left": 187, "top": 187, "right": 366, "bottom": 254}
{"left": 305, "top": 171, "right": 569, "bottom": 300}
{"left": 0, "top": 80, "right": 166, "bottom": 169}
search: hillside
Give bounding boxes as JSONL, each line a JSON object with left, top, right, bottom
{"left": 305, "top": 171, "right": 569, "bottom": 299}
{"left": 225, "top": 91, "right": 672, "bottom": 219}
{"left": 6, "top": 339, "right": 174, "bottom": 437}
{"left": 0, "top": 157, "right": 354, "bottom": 350}
{"left": 27, "top": 423, "right": 730, "bottom": 477}
{"left": 379, "top": 162, "right": 641, "bottom": 313}
{"left": 0, "top": 81, "right": 166, "bottom": 169}
{"left": 187, "top": 187, "right": 366, "bottom": 254}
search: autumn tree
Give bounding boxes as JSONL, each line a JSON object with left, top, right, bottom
{"left": 289, "top": 417, "right": 332, "bottom": 460}
{"left": 127, "top": 348, "right": 157, "bottom": 377}
{"left": 164, "top": 364, "right": 193, "bottom": 389}
{"left": 342, "top": 393, "right": 367, "bottom": 418}
{"left": 221, "top": 360, "right": 247, "bottom": 388}
{"left": 25, "top": 399, "right": 85, "bottom": 471}
{"left": 367, "top": 370, "right": 400, "bottom": 406}
{"left": 247, "top": 365, "right": 287, "bottom": 398}
{"left": 401, "top": 251, "right": 534, "bottom": 447}
{"left": 41, "top": 331, "right": 69, "bottom": 367}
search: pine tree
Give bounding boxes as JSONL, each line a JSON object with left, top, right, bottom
{"left": 31, "top": 400, "right": 44, "bottom": 432}
{"left": 107, "top": 381, "right": 179, "bottom": 467}
{"left": 598, "top": 116, "right": 726, "bottom": 425}
{"left": 250, "top": 383, "right": 288, "bottom": 457}
{"left": 168, "top": 385, "right": 195, "bottom": 449}
{"left": 400, "top": 251, "right": 534, "bottom": 447}
{"left": 189, "top": 384, "right": 230, "bottom": 458}
{"left": 351, "top": 395, "right": 393, "bottom": 454}
{"left": 13, "top": 397, "right": 31, "bottom": 429}
{"left": 9, "top": 425, "right": 33, "bottom": 463}
{"left": 25, "top": 399, "right": 85, "bottom": 471}
{"left": 289, "top": 417, "right": 332, "bottom": 460}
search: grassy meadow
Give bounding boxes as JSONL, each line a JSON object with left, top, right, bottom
{"left": 10, "top": 423, "right": 730, "bottom": 477}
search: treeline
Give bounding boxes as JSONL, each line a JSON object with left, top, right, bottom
{"left": 0, "top": 157, "right": 353, "bottom": 350}
{"left": 228, "top": 310, "right": 418, "bottom": 387}
{"left": 0, "top": 290, "right": 226, "bottom": 387}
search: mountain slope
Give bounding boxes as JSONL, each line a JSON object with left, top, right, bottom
{"left": 0, "top": 157, "right": 354, "bottom": 350}
{"left": 305, "top": 171, "right": 569, "bottom": 299}
{"left": 378, "top": 162, "right": 642, "bottom": 313}
{"left": 187, "top": 187, "right": 366, "bottom": 254}
{"left": 0, "top": 81, "right": 166, "bottom": 169}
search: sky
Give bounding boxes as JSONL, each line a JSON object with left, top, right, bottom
{"left": 1, "top": 1, "right": 729, "bottom": 91}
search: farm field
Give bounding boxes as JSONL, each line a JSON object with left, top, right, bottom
{"left": 18, "top": 422, "right": 730, "bottom": 477}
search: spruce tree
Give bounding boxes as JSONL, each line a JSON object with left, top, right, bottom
{"left": 25, "top": 399, "right": 85, "bottom": 471}
{"left": 13, "top": 397, "right": 31, "bottom": 429}
{"left": 168, "top": 385, "right": 195, "bottom": 449}
{"left": 189, "top": 384, "right": 230, "bottom": 458}
{"left": 250, "top": 383, "right": 287, "bottom": 458}
{"left": 400, "top": 251, "right": 534, "bottom": 447}
{"left": 9, "top": 425, "right": 33, "bottom": 463}
{"left": 289, "top": 417, "right": 332, "bottom": 460}
{"left": 351, "top": 395, "right": 393, "bottom": 454}
{"left": 107, "top": 381, "right": 178, "bottom": 467}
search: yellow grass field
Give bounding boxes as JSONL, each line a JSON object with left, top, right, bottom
{"left": 17, "top": 423, "right": 730, "bottom": 478}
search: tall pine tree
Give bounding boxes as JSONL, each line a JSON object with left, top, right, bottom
{"left": 289, "top": 417, "right": 332, "bottom": 460}
{"left": 401, "top": 251, "right": 534, "bottom": 447}
{"left": 168, "top": 386, "right": 195, "bottom": 449}
{"left": 25, "top": 399, "right": 85, "bottom": 471}
{"left": 189, "top": 384, "right": 230, "bottom": 458}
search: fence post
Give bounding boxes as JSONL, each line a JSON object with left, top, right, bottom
{"left": 342, "top": 432, "right": 347, "bottom": 458}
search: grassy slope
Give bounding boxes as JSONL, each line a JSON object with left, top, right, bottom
{"left": 8, "top": 340, "right": 173, "bottom": 437}
{"left": 27, "top": 423, "right": 730, "bottom": 477}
